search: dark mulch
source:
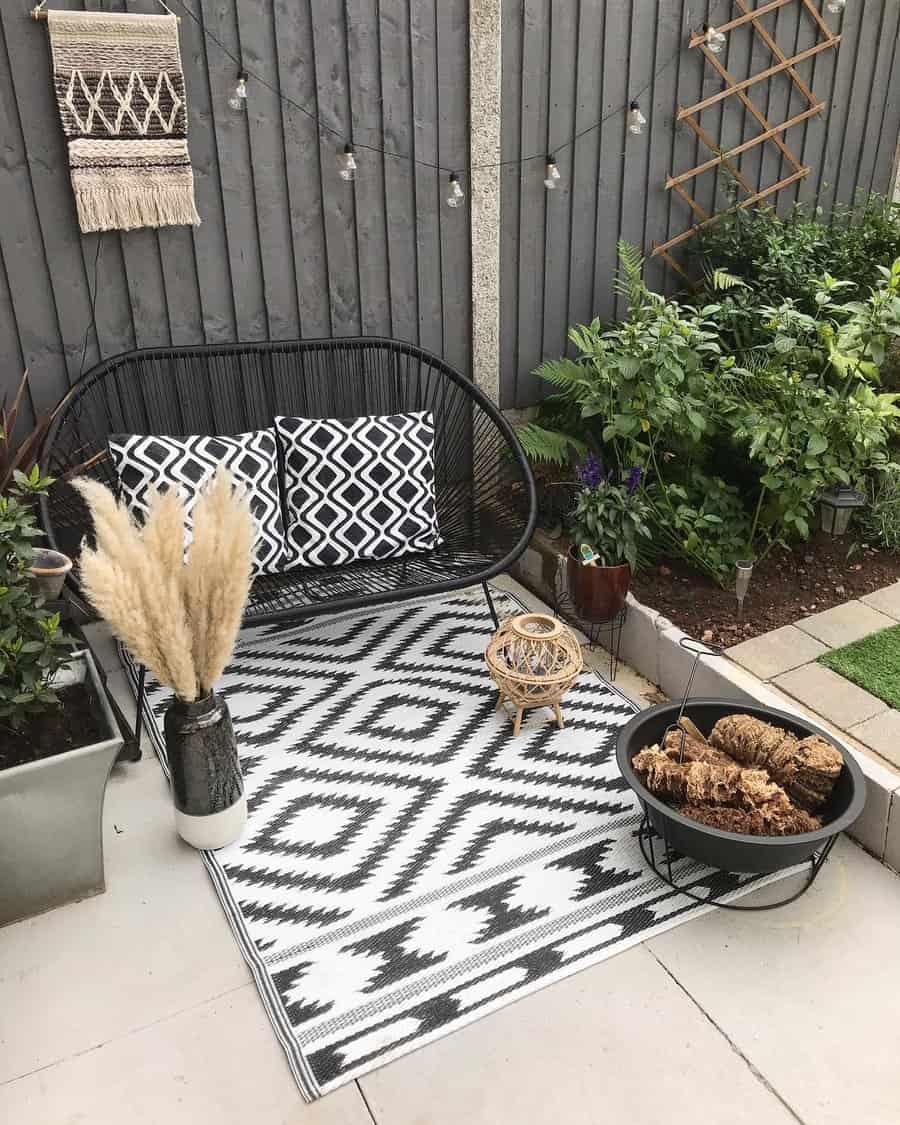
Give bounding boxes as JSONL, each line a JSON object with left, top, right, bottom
{"left": 0, "top": 682, "right": 108, "bottom": 772}
{"left": 631, "top": 532, "right": 900, "bottom": 649}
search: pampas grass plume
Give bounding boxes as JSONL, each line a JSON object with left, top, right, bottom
{"left": 75, "top": 469, "right": 253, "bottom": 702}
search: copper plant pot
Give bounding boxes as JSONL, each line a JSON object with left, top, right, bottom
{"left": 567, "top": 546, "right": 631, "bottom": 622}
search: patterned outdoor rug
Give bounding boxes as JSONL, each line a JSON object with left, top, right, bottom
{"left": 128, "top": 586, "right": 787, "bottom": 1100}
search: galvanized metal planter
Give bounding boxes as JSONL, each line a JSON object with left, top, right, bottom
{"left": 0, "top": 650, "right": 122, "bottom": 927}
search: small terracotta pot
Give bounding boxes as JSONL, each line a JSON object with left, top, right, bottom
{"left": 567, "top": 546, "right": 631, "bottom": 622}
{"left": 29, "top": 548, "right": 73, "bottom": 601}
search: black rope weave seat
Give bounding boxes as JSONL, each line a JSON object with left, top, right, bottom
{"left": 40, "top": 338, "right": 537, "bottom": 753}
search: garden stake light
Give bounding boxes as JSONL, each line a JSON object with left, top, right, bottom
{"left": 735, "top": 558, "right": 753, "bottom": 620}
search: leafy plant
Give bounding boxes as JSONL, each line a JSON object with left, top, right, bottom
{"left": 569, "top": 456, "right": 651, "bottom": 570}
{"left": 857, "top": 467, "right": 900, "bottom": 550}
{"left": 0, "top": 466, "right": 73, "bottom": 732}
{"left": 647, "top": 469, "right": 752, "bottom": 585}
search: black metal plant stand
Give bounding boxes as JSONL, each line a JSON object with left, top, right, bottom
{"left": 550, "top": 562, "right": 627, "bottom": 680}
{"left": 636, "top": 808, "right": 839, "bottom": 911}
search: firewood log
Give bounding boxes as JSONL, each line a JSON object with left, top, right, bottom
{"left": 709, "top": 715, "right": 842, "bottom": 811}
{"left": 633, "top": 745, "right": 822, "bottom": 836}
{"left": 677, "top": 802, "right": 821, "bottom": 836}
{"left": 661, "top": 727, "right": 733, "bottom": 766}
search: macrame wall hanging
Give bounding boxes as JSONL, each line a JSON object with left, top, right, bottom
{"left": 35, "top": 1, "right": 200, "bottom": 233}
{"left": 652, "top": 0, "right": 839, "bottom": 279}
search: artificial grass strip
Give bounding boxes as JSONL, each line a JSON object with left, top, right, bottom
{"left": 819, "top": 624, "right": 900, "bottom": 710}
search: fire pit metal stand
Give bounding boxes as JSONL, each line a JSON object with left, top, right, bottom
{"left": 632, "top": 636, "right": 843, "bottom": 911}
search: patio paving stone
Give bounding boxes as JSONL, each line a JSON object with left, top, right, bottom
{"left": 0, "top": 750, "right": 249, "bottom": 1086}
{"left": 860, "top": 581, "right": 900, "bottom": 621}
{"left": 359, "top": 944, "right": 798, "bottom": 1125}
{"left": 773, "top": 662, "right": 888, "bottom": 729}
{"left": 647, "top": 838, "right": 900, "bottom": 1125}
{"left": 726, "top": 624, "right": 829, "bottom": 680}
{"left": 850, "top": 709, "right": 900, "bottom": 771}
{"left": 1, "top": 984, "right": 372, "bottom": 1124}
{"left": 794, "top": 600, "right": 894, "bottom": 648}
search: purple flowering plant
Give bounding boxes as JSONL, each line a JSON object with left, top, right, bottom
{"left": 570, "top": 458, "right": 651, "bottom": 570}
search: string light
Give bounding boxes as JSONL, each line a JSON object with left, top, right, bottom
{"left": 826, "top": 0, "right": 845, "bottom": 11}
{"left": 705, "top": 25, "right": 726, "bottom": 54}
{"left": 337, "top": 144, "right": 357, "bottom": 181}
{"left": 543, "top": 155, "right": 561, "bottom": 190}
{"left": 227, "top": 71, "right": 248, "bottom": 111}
{"left": 446, "top": 173, "right": 465, "bottom": 208}
{"left": 628, "top": 101, "right": 646, "bottom": 136}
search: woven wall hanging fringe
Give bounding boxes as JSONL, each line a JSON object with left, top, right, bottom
{"left": 44, "top": 9, "right": 200, "bottom": 233}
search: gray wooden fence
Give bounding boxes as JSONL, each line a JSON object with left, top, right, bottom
{"left": 0, "top": 0, "right": 471, "bottom": 429}
{"left": 2, "top": 1, "right": 899, "bottom": 425}
{"left": 499, "top": 0, "right": 900, "bottom": 408}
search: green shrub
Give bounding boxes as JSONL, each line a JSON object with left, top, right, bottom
{"left": 0, "top": 467, "right": 73, "bottom": 732}
{"left": 569, "top": 457, "right": 651, "bottom": 570}
{"left": 694, "top": 194, "right": 900, "bottom": 315}
{"left": 858, "top": 467, "right": 900, "bottom": 551}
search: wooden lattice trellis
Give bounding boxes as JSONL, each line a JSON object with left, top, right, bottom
{"left": 652, "top": 0, "right": 841, "bottom": 279}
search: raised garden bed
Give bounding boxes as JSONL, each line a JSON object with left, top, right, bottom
{"left": 631, "top": 532, "right": 900, "bottom": 648}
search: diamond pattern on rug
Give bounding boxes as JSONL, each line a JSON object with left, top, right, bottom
{"left": 129, "top": 588, "right": 789, "bottom": 1101}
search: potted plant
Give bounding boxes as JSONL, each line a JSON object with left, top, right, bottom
{"left": 0, "top": 467, "right": 122, "bottom": 927}
{"left": 75, "top": 469, "right": 254, "bottom": 850}
{"left": 567, "top": 456, "right": 651, "bottom": 621}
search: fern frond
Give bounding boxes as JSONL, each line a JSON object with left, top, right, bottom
{"left": 534, "top": 357, "right": 587, "bottom": 398}
{"left": 613, "top": 241, "right": 647, "bottom": 311}
{"left": 705, "top": 266, "right": 748, "bottom": 292}
{"left": 515, "top": 423, "right": 587, "bottom": 466}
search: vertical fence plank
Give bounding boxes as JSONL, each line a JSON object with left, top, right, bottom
{"left": 380, "top": 0, "right": 420, "bottom": 347}
{"left": 1, "top": 5, "right": 102, "bottom": 383}
{"left": 435, "top": 0, "right": 471, "bottom": 377}
{"left": 644, "top": 0, "right": 682, "bottom": 294}
{"left": 199, "top": 0, "right": 268, "bottom": 339}
{"left": 866, "top": 6, "right": 900, "bottom": 200}
{"left": 409, "top": 0, "right": 442, "bottom": 359}
{"left": 816, "top": 2, "right": 863, "bottom": 214}
{"left": 273, "top": 0, "right": 332, "bottom": 340}
{"left": 347, "top": 0, "right": 392, "bottom": 338}
{"left": 835, "top": 0, "right": 888, "bottom": 210}
{"left": 564, "top": 0, "right": 604, "bottom": 338}
{"left": 311, "top": 0, "right": 362, "bottom": 337}
{"left": 0, "top": 243, "right": 30, "bottom": 428}
{"left": 541, "top": 0, "right": 578, "bottom": 361}
{"left": 237, "top": 0, "right": 300, "bottom": 340}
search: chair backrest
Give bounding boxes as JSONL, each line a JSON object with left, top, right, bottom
{"left": 40, "top": 337, "right": 532, "bottom": 561}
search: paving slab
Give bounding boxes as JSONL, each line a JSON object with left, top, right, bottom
{"left": 795, "top": 600, "right": 894, "bottom": 647}
{"left": 0, "top": 754, "right": 249, "bottom": 1085}
{"left": 648, "top": 839, "right": 900, "bottom": 1125}
{"left": 360, "top": 944, "right": 798, "bottom": 1125}
{"left": 1, "top": 984, "right": 370, "bottom": 1125}
{"left": 773, "top": 662, "right": 888, "bottom": 729}
{"left": 860, "top": 581, "right": 900, "bottom": 621}
{"left": 849, "top": 709, "right": 900, "bottom": 771}
{"left": 727, "top": 623, "right": 829, "bottom": 680}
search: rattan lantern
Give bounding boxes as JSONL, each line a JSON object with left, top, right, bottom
{"left": 485, "top": 613, "right": 583, "bottom": 737}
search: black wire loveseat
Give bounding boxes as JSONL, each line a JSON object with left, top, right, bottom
{"left": 40, "top": 338, "right": 537, "bottom": 748}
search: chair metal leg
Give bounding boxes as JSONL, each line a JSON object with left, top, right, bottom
{"left": 482, "top": 581, "right": 500, "bottom": 630}
{"left": 132, "top": 664, "right": 146, "bottom": 759}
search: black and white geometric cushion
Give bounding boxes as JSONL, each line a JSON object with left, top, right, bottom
{"left": 108, "top": 429, "right": 288, "bottom": 576}
{"left": 275, "top": 413, "right": 441, "bottom": 568}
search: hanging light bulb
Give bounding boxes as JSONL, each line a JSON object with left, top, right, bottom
{"left": 826, "top": 0, "right": 845, "bottom": 11}
{"left": 628, "top": 101, "right": 646, "bottom": 136}
{"left": 227, "top": 71, "right": 248, "bottom": 112}
{"left": 543, "top": 155, "right": 561, "bottom": 190}
{"left": 705, "top": 24, "right": 726, "bottom": 54}
{"left": 446, "top": 172, "right": 465, "bottom": 208}
{"left": 338, "top": 144, "right": 357, "bottom": 182}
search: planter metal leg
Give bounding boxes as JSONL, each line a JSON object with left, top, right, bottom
{"left": 133, "top": 664, "right": 147, "bottom": 758}
{"left": 482, "top": 581, "right": 500, "bottom": 630}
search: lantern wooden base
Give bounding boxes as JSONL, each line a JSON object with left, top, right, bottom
{"left": 495, "top": 693, "right": 564, "bottom": 738}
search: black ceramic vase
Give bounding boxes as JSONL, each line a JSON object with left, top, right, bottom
{"left": 163, "top": 691, "right": 246, "bottom": 850}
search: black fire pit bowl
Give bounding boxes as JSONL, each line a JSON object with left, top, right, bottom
{"left": 616, "top": 700, "right": 866, "bottom": 874}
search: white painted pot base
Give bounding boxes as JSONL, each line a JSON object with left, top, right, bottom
{"left": 175, "top": 796, "right": 247, "bottom": 850}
